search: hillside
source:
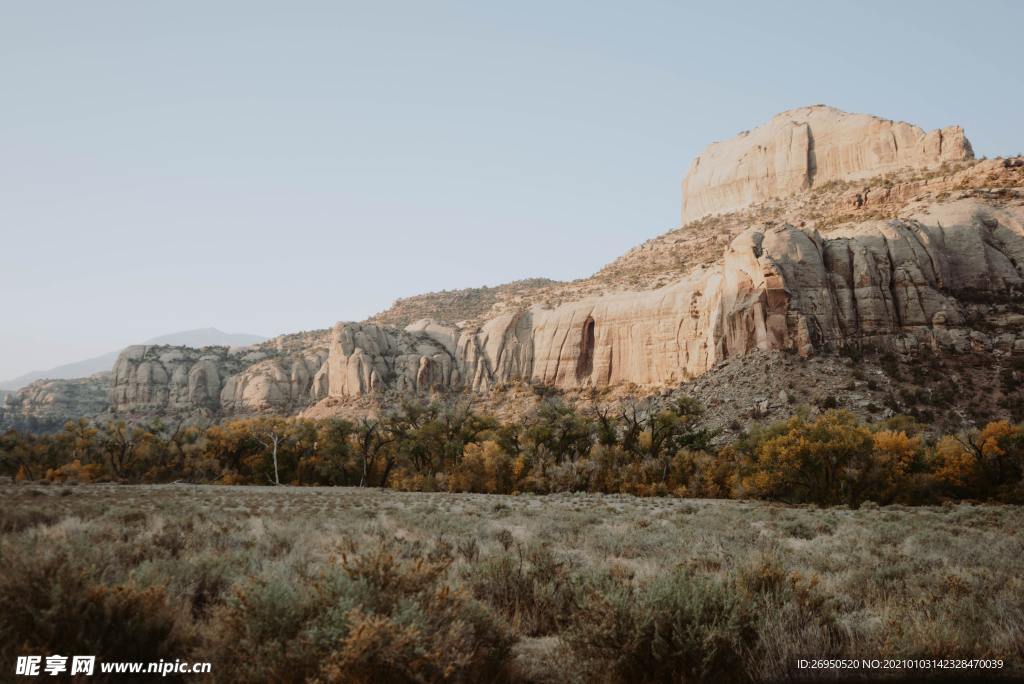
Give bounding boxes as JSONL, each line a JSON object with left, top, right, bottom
{"left": 4, "top": 106, "right": 1024, "bottom": 436}
{"left": 0, "top": 328, "right": 267, "bottom": 391}
{"left": 368, "top": 278, "right": 560, "bottom": 328}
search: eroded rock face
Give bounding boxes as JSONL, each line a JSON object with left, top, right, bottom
{"left": 109, "top": 342, "right": 329, "bottom": 415}
{"left": 11, "top": 107, "right": 1020, "bottom": 429}
{"left": 0, "top": 374, "right": 111, "bottom": 432}
{"left": 17, "top": 198, "right": 1024, "bottom": 424}
{"left": 110, "top": 345, "right": 237, "bottom": 412}
{"left": 220, "top": 349, "right": 329, "bottom": 412}
{"left": 741, "top": 200, "right": 1023, "bottom": 355}
{"left": 310, "top": 198, "right": 1024, "bottom": 396}
{"left": 314, "top": 322, "right": 459, "bottom": 399}
{"left": 681, "top": 105, "right": 974, "bottom": 224}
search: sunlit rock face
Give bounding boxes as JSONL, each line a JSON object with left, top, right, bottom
{"left": 681, "top": 105, "right": 973, "bottom": 224}
{"left": 20, "top": 105, "right": 1018, "bottom": 427}
{"left": 310, "top": 198, "right": 1024, "bottom": 395}
{"left": 95, "top": 199, "right": 1024, "bottom": 417}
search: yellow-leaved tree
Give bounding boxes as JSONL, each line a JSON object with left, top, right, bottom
{"left": 742, "top": 410, "right": 875, "bottom": 506}
{"left": 933, "top": 420, "right": 1024, "bottom": 500}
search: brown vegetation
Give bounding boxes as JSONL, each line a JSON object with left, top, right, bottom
{"left": 0, "top": 484, "right": 1021, "bottom": 682}
{"left": 3, "top": 395, "right": 1023, "bottom": 505}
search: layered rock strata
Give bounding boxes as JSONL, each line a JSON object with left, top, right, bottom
{"left": 302, "top": 197, "right": 1023, "bottom": 398}
{"left": 681, "top": 105, "right": 974, "bottom": 224}
{"left": 108, "top": 343, "right": 329, "bottom": 415}
{"left": 5, "top": 107, "right": 1021, "bottom": 430}
{"left": 0, "top": 374, "right": 111, "bottom": 432}
{"left": 89, "top": 195, "right": 1024, "bottom": 418}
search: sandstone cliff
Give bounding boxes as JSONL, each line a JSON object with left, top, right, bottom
{"left": 305, "top": 197, "right": 1024, "bottom": 401}
{"left": 5, "top": 107, "right": 1022, "bottom": 431}
{"left": 85, "top": 187, "right": 1024, "bottom": 421}
{"left": 0, "top": 374, "right": 111, "bottom": 432}
{"left": 681, "top": 105, "right": 974, "bottom": 224}
{"left": 107, "top": 330, "right": 330, "bottom": 417}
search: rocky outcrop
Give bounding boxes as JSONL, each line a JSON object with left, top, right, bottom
{"left": 736, "top": 200, "right": 1024, "bottom": 356}
{"left": 219, "top": 349, "right": 329, "bottom": 412}
{"left": 108, "top": 337, "right": 329, "bottom": 416}
{"left": 7, "top": 106, "right": 1021, "bottom": 430}
{"left": 86, "top": 193, "right": 1024, "bottom": 420}
{"left": 109, "top": 346, "right": 234, "bottom": 412}
{"left": 312, "top": 322, "right": 459, "bottom": 399}
{"left": 681, "top": 105, "right": 974, "bottom": 224}
{"left": 308, "top": 198, "right": 1024, "bottom": 397}
{"left": 102, "top": 320, "right": 472, "bottom": 414}
{"left": 83, "top": 193, "right": 1024, "bottom": 419}
{"left": 0, "top": 374, "right": 111, "bottom": 432}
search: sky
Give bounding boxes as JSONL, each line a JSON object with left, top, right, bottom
{"left": 2, "top": 0, "right": 1022, "bottom": 381}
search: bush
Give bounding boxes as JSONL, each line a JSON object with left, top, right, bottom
{"left": 566, "top": 570, "right": 756, "bottom": 683}
{"left": 205, "top": 542, "right": 512, "bottom": 683}
{"left": 327, "top": 543, "right": 511, "bottom": 682}
{"left": 735, "top": 554, "right": 845, "bottom": 681}
{"left": 0, "top": 508, "right": 59, "bottom": 533}
{"left": 464, "top": 544, "right": 577, "bottom": 636}
{"left": 314, "top": 590, "right": 510, "bottom": 683}
{"left": 204, "top": 564, "right": 340, "bottom": 681}
{"left": 0, "top": 545, "right": 192, "bottom": 681}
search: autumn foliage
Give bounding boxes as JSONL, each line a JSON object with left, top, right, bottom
{"left": 2, "top": 399, "right": 1023, "bottom": 505}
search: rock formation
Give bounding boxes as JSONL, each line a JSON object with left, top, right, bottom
{"left": 108, "top": 340, "right": 330, "bottom": 416}
{"left": 5, "top": 106, "right": 1022, "bottom": 431}
{"left": 312, "top": 322, "right": 459, "bottom": 399}
{"left": 681, "top": 105, "right": 974, "bottom": 224}
{"left": 306, "top": 197, "right": 1024, "bottom": 399}
{"left": 0, "top": 374, "right": 111, "bottom": 432}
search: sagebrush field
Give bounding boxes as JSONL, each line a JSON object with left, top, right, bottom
{"left": 1, "top": 482, "right": 1021, "bottom": 682}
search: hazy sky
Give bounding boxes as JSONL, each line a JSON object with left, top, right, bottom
{"left": 2, "top": 1, "right": 1022, "bottom": 380}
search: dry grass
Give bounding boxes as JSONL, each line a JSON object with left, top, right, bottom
{"left": 1, "top": 483, "right": 1022, "bottom": 682}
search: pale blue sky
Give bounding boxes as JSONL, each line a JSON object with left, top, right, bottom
{"left": 2, "top": 0, "right": 1021, "bottom": 380}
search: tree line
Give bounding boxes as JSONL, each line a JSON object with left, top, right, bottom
{"left": 2, "top": 395, "right": 1022, "bottom": 505}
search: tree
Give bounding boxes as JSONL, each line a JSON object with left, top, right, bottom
{"left": 646, "top": 396, "right": 712, "bottom": 481}
{"left": 254, "top": 418, "right": 291, "bottom": 486}
{"left": 619, "top": 398, "right": 647, "bottom": 457}
{"left": 58, "top": 419, "right": 101, "bottom": 466}
{"left": 354, "top": 418, "right": 396, "bottom": 487}
{"left": 201, "top": 420, "right": 262, "bottom": 482}
{"left": 0, "top": 429, "right": 40, "bottom": 480}
{"left": 523, "top": 400, "right": 592, "bottom": 475}
{"left": 935, "top": 420, "right": 1024, "bottom": 500}
{"left": 862, "top": 429, "right": 921, "bottom": 503}
{"left": 969, "top": 421, "right": 1024, "bottom": 498}
{"left": 743, "top": 410, "right": 874, "bottom": 505}
{"left": 97, "top": 420, "right": 143, "bottom": 478}
{"left": 309, "top": 418, "right": 357, "bottom": 485}
{"left": 161, "top": 420, "right": 202, "bottom": 480}
{"left": 617, "top": 395, "right": 711, "bottom": 481}
{"left": 285, "top": 419, "right": 319, "bottom": 485}
{"left": 592, "top": 406, "right": 618, "bottom": 447}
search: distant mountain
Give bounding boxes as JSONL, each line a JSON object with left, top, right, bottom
{"left": 0, "top": 328, "right": 267, "bottom": 391}
{"left": 141, "top": 328, "right": 268, "bottom": 349}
